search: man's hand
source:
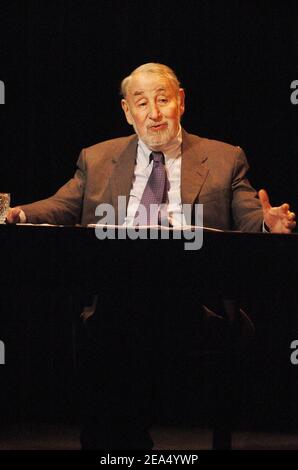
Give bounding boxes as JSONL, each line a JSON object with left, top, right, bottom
{"left": 5, "top": 207, "right": 22, "bottom": 224}
{"left": 258, "top": 189, "right": 296, "bottom": 233}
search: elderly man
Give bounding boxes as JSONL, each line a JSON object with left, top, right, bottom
{"left": 7, "top": 63, "right": 295, "bottom": 231}
{"left": 6, "top": 63, "right": 296, "bottom": 449}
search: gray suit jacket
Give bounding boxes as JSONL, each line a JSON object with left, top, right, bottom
{"left": 21, "top": 130, "right": 263, "bottom": 231}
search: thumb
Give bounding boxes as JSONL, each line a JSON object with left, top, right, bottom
{"left": 258, "top": 189, "right": 271, "bottom": 212}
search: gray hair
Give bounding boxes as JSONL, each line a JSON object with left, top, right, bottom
{"left": 120, "top": 63, "right": 181, "bottom": 98}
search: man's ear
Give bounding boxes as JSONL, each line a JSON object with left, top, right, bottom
{"left": 178, "top": 88, "right": 185, "bottom": 117}
{"left": 121, "top": 99, "right": 133, "bottom": 125}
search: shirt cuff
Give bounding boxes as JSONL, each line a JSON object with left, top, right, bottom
{"left": 19, "top": 209, "right": 27, "bottom": 223}
{"left": 262, "top": 221, "right": 270, "bottom": 232}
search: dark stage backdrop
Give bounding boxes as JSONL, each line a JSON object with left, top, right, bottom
{"left": 0, "top": 0, "right": 297, "bottom": 212}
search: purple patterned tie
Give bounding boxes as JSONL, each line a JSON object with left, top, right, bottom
{"left": 135, "top": 151, "right": 169, "bottom": 225}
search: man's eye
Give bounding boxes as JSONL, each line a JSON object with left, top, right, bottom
{"left": 138, "top": 102, "right": 147, "bottom": 107}
{"left": 158, "top": 98, "right": 168, "bottom": 104}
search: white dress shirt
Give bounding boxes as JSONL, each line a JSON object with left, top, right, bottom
{"left": 125, "top": 128, "right": 186, "bottom": 227}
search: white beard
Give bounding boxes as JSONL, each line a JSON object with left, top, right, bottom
{"left": 137, "top": 127, "right": 174, "bottom": 150}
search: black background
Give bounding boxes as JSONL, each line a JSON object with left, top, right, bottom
{"left": 0, "top": 0, "right": 297, "bottom": 212}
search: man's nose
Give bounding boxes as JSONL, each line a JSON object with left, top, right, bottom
{"left": 148, "top": 103, "right": 161, "bottom": 120}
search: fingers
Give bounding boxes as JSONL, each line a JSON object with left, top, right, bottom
{"left": 259, "top": 188, "right": 296, "bottom": 233}
{"left": 287, "top": 221, "right": 296, "bottom": 230}
{"left": 5, "top": 207, "right": 21, "bottom": 224}
{"left": 287, "top": 210, "right": 296, "bottom": 221}
{"left": 258, "top": 189, "right": 271, "bottom": 211}
{"left": 280, "top": 207, "right": 296, "bottom": 231}
{"left": 285, "top": 215, "right": 296, "bottom": 230}
{"left": 281, "top": 203, "right": 290, "bottom": 213}
{"left": 284, "top": 208, "right": 296, "bottom": 225}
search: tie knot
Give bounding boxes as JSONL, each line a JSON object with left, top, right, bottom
{"left": 150, "top": 151, "right": 165, "bottom": 165}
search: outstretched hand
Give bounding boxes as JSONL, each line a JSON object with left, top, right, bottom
{"left": 258, "top": 189, "right": 296, "bottom": 233}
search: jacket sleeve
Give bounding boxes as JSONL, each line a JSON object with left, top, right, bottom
{"left": 231, "top": 148, "right": 264, "bottom": 232}
{"left": 20, "top": 149, "right": 87, "bottom": 225}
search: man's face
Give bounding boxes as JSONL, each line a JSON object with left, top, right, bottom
{"left": 121, "top": 72, "right": 185, "bottom": 150}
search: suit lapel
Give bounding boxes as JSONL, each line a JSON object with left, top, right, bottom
{"left": 109, "top": 131, "right": 209, "bottom": 222}
{"left": 181, "top": 130, "right": 209, "bottom": 206}
{"left": 110, "top": 135, "right": 138, "bottom": 222}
